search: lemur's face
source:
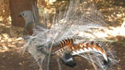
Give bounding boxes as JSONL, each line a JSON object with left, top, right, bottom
{"left": 19, "top": 10, "right": 32, "bottom": 20}
{"left": 19, "top": 11, "right": 27, "bottom": 18}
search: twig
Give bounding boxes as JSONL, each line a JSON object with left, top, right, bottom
{"left": 88, "top": 53, "right": 98, "bottom": 70}
{"left": 57, "top": 58, "right": 62, "bottom": 70}
{"left": 47, "top": 41, "right": 54, "bottom": 70}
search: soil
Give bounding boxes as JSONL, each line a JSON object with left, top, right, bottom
{"left": 0, "top": 39, "right": 125, "bottom": 70}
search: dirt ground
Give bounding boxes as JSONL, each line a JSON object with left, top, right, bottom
{"left": 0, "top": 38, "right": 125, "bottom": 70}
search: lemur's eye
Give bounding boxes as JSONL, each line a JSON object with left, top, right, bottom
{"left": 22, "top": 13, "right": 24, "bottom": 16}
{"left": 22, "top": 13, "right": 27, "bottom": 17}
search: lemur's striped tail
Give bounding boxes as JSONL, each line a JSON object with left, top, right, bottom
{"left": 51, "top": 39, "right": 108, "bottom": 62}
{"left": 72, "top": 41, "right": 108, "bottom": 61}
{"left": 71, "top": 41, "right": 108, "bottom": 61}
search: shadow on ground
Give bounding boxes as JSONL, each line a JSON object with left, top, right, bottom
{"left": 0, "top": 38, "right": 125, "bottom": 70}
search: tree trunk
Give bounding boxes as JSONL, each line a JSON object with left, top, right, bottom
{"left": 9, "top": 0, "right": 37, "bottom": 27}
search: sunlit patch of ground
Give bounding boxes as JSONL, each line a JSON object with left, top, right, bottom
{"left": 95, "top": 26, "right": 125, "bottom": 39}
{"left": 78, "top": 25, "right": 125, "bottom": 42}
{"left": 0, "top": 33, "right": 24, "bottom": 53}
